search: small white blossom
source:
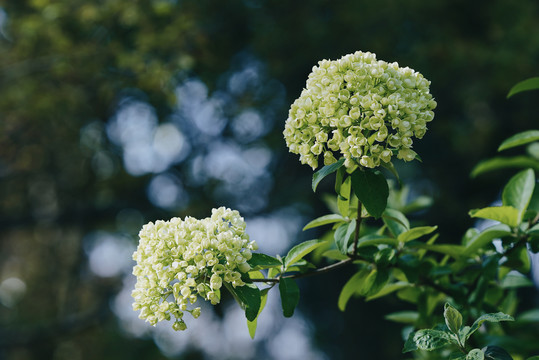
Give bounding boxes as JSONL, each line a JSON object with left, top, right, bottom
{"left": 131, "top": 207, "right": 257, "bottom": 331}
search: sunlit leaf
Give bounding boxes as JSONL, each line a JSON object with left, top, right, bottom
{"left": 302, "top": 214, "right": 346, "bottom": 231}
{"left": 466, "top": 312, "right": 514, "bottom": 340}
{"left": 502, "top": 169, "right": 535, "bottom": 213}
{"left": 334, "top": 220, "right": 356, "bottom": 254}
{"left": 403, "top": 329, "right": 452, "bottom": 353}
{"left": 507, "top": 77, "right": 539, "bottom": 98}
{"left": 470, "top": 156, "right": 539, "bottom": 178}
{"left": 383, "top": 208, "right": 410, "bottom": 237}
{"left": 366, "top": 281, "right": 410, "bottom": 301}
{"left": 467, "top": 349, "right": 485, "bottom": 360}
{"left": 444, "top": 303, "right": 463, "bottom": 335}
{"left": 385, "top": 310, "right": 418, "bottom": 324}
{"left": 397, "top": 226, "right": 438, "bottom": 243}
{"left": 463, "top": 224, "right": 513, "bottom": 255}
{"left": 469, "top": 207, "right": 520, "bottom": 228}
{"left": 284, "top": 239, "right": 325, "bottom": 268}
{"left": 338, "top": 268, "right": 370, "bottom": 311}
{"left": 498, "top": 130, "right": 539, "bottom": 151}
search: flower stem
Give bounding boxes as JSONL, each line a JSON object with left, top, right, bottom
{"left": 250, "top": 258, "right": 353, "bottom": 283}
{"left": 352, "top": 200, "right": 362, "bottom": 256}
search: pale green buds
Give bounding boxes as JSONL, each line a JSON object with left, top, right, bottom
{"left": 283, "top": 50, "right": 436, "bottom": 170}
{"left": 131, "top": 207, "right": 257, "bottom": 331}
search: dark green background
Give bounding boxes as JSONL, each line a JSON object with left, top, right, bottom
{"left": 1, "top": 0, "right": 538, "bottom": 359}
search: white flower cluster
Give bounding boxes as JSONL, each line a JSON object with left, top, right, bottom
{"left": 131, "top": 207, "right": 257, "bottom": 331}
{"left": 283, "top": 51, "right": 437, "bottom": 169}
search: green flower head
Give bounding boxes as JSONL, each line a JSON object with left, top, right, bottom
{"left": 131, "top": 207, "right": 257, "bottom": 330}
{"left": 283, "top": 51, "right": 436, "bottom": 170}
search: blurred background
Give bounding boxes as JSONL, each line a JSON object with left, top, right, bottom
{"left": 0, "top": 0, "right": 538, "bottom": 359}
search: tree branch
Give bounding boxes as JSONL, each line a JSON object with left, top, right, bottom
{"left": 250, "top": 258, "right": 354, "bottom": 283}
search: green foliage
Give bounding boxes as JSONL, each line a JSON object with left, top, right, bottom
{"left": 279, "top": 278, "right": 300, "bottom": 317}
{"left": 312, "top": 158, "right": 345, "bottom": 192}
{"left": 498, "top": 130, "right": 539, "bottom": 151}
{"left": 350, "top": 169, "right": 389, "bottom": 218}
{"left": 404, "top": 302, "right": 515, "bottom": 357}
{"left": 507, "top": 77, "right": 539, "bottom": 98}
{"left": 284, "top": 239, "right": 326, "bottom": 268}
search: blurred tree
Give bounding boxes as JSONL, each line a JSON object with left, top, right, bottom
{"left": 0, "top": 0, "right": 538, "bottom": 359}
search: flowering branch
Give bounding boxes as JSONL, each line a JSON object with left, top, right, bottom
{"left": 250, "top": 258, "right": 354, "bottom": 283}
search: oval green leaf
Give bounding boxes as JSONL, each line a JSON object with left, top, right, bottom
{"left": 398, "top": 226, "right": 438, "bottom": 243}
{"left": 507, "top": 77, "right": 539, "bottom": 98}
{"left": 498, "top": 130, "right": 539, "bottom": 151}
{"left": 351, "top": 169, "right": 389, "bottom": 218}
{"left": 279, "top": 278, "right": 300, "bottom": 317}
{"left": 312, "top": 158, "right": 345, "bottom": 192}
{"left": 284, "top": 239, "right": 325, "bottom": 268}
{"left": 338, "top": 268, "right": 370, "bottom": 311}
{"left": 247, "top": 253, "right": 282, "bottom": 271}
{"left": 463, "top": 224, "right": 512, "bottom": 255}
{"left": 502, "top": 169, "right": 535, "bottom": 212}
{"left": 470, "top": 156, "right": 539, "bottom": 178}
{"left": 469, "top": 206, "right": 520, "bottom": 228}
{"left": 383, "top": 209, "right": 410, "bottom": 237}
{"left": 302, "top": 214, "right": 346, "bottom": 231}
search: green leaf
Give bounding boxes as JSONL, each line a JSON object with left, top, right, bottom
{"left": 469, "top": 207, "right": 520, "bottom": 228}
{"left": 247, "top": 288, "right": 269, "bottom": 339}
{"left": 322, "top": 249, "right": 349, "bottom": 261}
{"left": 463, "top": 224, "right": 513, "bottom": 255}
{"left": 526, "top": 357, "right": 539, "bottom": 360}
{"left": 284, "top": 239, "right": 325, "bottom": 268}
{"left": 350, "top": 169, "right": 389, "bottom": 218}
{"left": 383, "top": 208, "right": 410, "bottom": 237}
{"left": 467, "top": 312, "right": 514, "bottom": 340}
{"left": 498, "top": 130, "right": 539, "bottom": 151}
{"left": 278, "top": 278, "right": 300, "bottom": 317}
{"left": 334, "top": 220, "right": 356, "bottom": 254}
{"left": 312, "top": 158, "right": 345, "bottom": 192}
{"left": 247, "top": 253, "right": 282, "bottom": 271}
{"left": 355, "top": 233, "right": 398, "bottom": 249}
{"left": 410, "top": 243, "right": 464, "bottom": 258}
{"left": 444, "top": 303, "right": 463, "bottom": 335}
{"left": 483, "top": 345, "right": 514, "bottom": 360}
{"left": 366, "top": 281, "right": 410, "bottom": 301}
{"left": 398, "top": 226, "right": 438, "bottom": 243}
{"left": 302, "top": 214, "right": 346, "bottom": 231}
{"left": 385, "top": 310, "right": 419, "bottom": 324}
{"left": 337, "top": 176, "right": 351, "bottom": 217}
{"left": 517, "top": 309, "right": 539, "bottom": 323}
{"left": 500, "top": 273, "right": 534, "bottom": 288}
{"left": 364, "top": 269, "right": 390, "bottom": 297}
{"left": 338, "top": 268, "right": 370, "bottom": 311}
{"left": 467, "top": 349, "right": 485, "bottom": 360}
{"left": 502, "top": 169, "right": 535, "bottom": 213}
{"left": 507, "top": 77, "right": 539, "bottom": 98}
{"left": 470, "top": 156, "right": 539, "bottom": 178}
{"left": 403, "top": 329, "right": 452, "bottom": 353}
{"left": 380, "top": 161, "right": 400, "bottom": 183}
{"left": 225, "top": 283, "right": 261, "bottom": 322}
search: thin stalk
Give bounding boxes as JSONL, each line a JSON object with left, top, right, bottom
{"left": 250, "top": 258, "right": 353, "bottom": 283}
{"left": 352, "top": 200, "right": 363, "bottom": 256}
